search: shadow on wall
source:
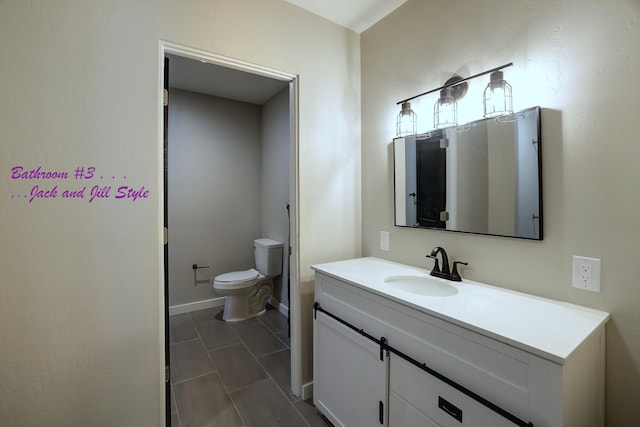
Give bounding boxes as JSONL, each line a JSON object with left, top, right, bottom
{"left": 605, "top": 320, "right": 640, "bottom": 423}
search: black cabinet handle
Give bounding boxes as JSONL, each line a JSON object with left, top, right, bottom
{"left": 438, "top": 396, "right": 463, "bottom": 423}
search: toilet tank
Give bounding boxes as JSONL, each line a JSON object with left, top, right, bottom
{"left": 254, "top": 238, "right": 283, "bottom": 276}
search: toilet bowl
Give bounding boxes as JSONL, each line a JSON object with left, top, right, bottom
{"left": 213, "top": 238, "right": 283, "bottom": 322}
{"left": 213, "top": 268, "right": 272, "bottom": 321}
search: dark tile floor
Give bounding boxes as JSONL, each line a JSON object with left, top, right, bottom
{"left": 169, "top": 306, "right": 331, "bottom": 427}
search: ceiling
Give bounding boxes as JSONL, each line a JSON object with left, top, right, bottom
{"left": 285, "top": 0, "right": 407, "bottom": 33}
{"left": 167, "top": 54, "right": 290, "bottom": 105}
{"left": 168, "top": 1, "right": 406, "bottom": 104}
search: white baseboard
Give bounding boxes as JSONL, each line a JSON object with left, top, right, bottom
{"left": 170, "top": 297, "right": 289, "bottom": 318}
{"left": 268, "top": 297, "right": 289, "bottom": 318}
{"left": 168, "top": 297, "right": 225, "bottom": 316}
{"left": 278, "top": 303, "right": 289, "bottom": 318}
{"left": 301, "top": 381, "right": 313, "bottom": 400}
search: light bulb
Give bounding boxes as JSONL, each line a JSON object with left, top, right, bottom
{"left": 434, "top": 87, "right": 457, "bottom": 129}
{"left": 483, "top": 71, "right": 513, "bottom": 118}
{"left": 396, "top": 101, "right": 417, "bottom": 137}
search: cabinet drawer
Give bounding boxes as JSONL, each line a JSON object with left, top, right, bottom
{"left": 389, "top": 393, "right": 440, "bottom": 427}
{"left": 390, "top": 356, "right": 521, "bottom": 426}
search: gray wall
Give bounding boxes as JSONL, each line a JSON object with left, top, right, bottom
{"left": 261, "top": 87, "right": 291, "bottom": 308}
{"left": 168, "top": 89, "right": 262, "bottom": 306}
{"left": 168, "top": 87, "right": 291, "bottom": 311}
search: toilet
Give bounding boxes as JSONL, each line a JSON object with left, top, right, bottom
{"left": 213, "top": 238, "right": 283, "bottom": 322}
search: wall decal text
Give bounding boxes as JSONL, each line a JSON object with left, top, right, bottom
{"left": 10, "top": 166, "right": 150, "bottom": 203}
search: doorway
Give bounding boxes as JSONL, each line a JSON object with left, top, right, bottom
{"left": 416, "top": 137, "right": 446, "bottom": 228}
{"left": 160, "top": 41, "right": 300, "bottom": 425}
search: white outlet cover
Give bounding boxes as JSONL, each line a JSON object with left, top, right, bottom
{"left": 379, "top": 231, "right": 390, "bottom": 251}
{"left": 572, "top": 256, "right": 601, "bottom": 292}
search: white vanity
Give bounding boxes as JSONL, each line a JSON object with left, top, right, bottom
{"left": 312, "top": 257, "right": 609, "bottom": 427}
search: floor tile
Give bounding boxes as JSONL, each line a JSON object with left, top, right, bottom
{"left": 170, "top": 313, "right": 198, "bottom": 344}
{"left": 169, "top": 310, "right": 331, "bottom": 427}
{"left": 226, "top": 313, "right": 286, "bottom": 357}
{"left": 258, "top": 349, "right": 295, "bottom": 402}
{"left": 275, "top": 331, "right": 290, "bottom": 348}
{"left": 241, "top": 330, "right": 287, "bottom": 357}
{"left": 209, "top": 343, "right": 268, "bottom": 392}
{"left": 231, "top": 379, "right": 308, "bottom": 427}
{"left": 294, "top": 399, "right": 333, "bottom": 427}
{"left": 170, "top": 339, "right": 215, "bottom": 383}
{"left": 228, "top": 318, "right": 266, "bottom": 338}
{"left": 173, "top": 373, "right": 243, "bottom": 427}
{"left": 258, "top": 309, "right": 289, "bottom": 333}
{"left": 171, "top": 387, "right": 177, "bottom": 413}
{"left": 189, "top": 307, "right": 222, "bottom": 324}
{"left": 195, "top": 318, "right": 240, "bottom": 351}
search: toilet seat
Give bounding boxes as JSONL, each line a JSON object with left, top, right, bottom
{"left": 213, "top": 269, "right": 264, "bottom": 290}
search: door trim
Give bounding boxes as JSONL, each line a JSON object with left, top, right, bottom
{"left": 157, "top": 40, "right": 301, "bottom": 424}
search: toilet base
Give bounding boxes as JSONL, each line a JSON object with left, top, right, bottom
{"left": 221, "top": 280, "right": 273, "bottom": 322}
{"left": 222, "top": 307, "right": 267, "bottom": 322}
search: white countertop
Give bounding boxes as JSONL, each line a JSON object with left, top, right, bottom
{"left": 312, "top": 257, "right": 610, "bottom": 364}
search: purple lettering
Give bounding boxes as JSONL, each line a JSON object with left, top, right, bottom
{"left": 28, "top": 185, "right": 58, "bottom": 203}
{"left": 12, "top": 166, "right": 69, "bottom": 180}
{"left": 11, "top": 166, "right": 23, "bottom": 179}
{"left": 89, "top": 185, "right": 111, "bottom": 203}
{"left": 116, "top": 185, "right": 149, "bottom": 202}
{"left": 61, "top": 187, "right": 86, "bottom": 199}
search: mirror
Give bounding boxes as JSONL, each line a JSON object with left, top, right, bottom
{"left": 393, "top": 106, "right": 542, "bottom": 240}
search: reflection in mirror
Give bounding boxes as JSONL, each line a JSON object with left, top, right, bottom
{"left": 393, "top": 107, "right": 542, "bottom": 239}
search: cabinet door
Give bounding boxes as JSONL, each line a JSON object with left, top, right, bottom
{"left": 314, "top": 311, "right": 388, "bottom": 427}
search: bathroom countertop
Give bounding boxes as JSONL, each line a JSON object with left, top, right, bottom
{"left": 312, "top": 257, "right": 610, "bottom": 364}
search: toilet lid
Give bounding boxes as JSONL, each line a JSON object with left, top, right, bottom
{"left": 215, "top": 268, "right": 260, "bottom": 283}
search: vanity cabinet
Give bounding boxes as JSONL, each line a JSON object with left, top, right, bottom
{"left": 312, "top": 258, "right": 609, "bottom": 427}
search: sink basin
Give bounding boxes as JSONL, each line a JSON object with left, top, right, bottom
{"left": 384, "top": 275, "right": 459, "bottom": 297}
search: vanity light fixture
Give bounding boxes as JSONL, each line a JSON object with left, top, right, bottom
{"left": 395, "top": 62, "right": 513, "bottom": 133}
{"left": 396, "top": 101, "right": 417, "bottom": 137}
{"left": 434, "top": 87, "right": 457, "bottom": 129}
{"left": 483, "top": 70, "right": 513, "bottom": 118}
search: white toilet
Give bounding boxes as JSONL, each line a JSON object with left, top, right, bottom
{"left": 213, "top": 238, "right": 284, "bottom": 322}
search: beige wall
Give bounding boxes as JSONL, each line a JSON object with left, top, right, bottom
{"left": 361, "top": 0, "right": 640, "bottom": 424}
{"left": 0, "top": 0, "right": 361, "bottom": 425}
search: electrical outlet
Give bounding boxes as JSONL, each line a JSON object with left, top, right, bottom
{"left": 380, "top": 231, "right": 390, "bottom": 251}
{"left": 572, "top": 256, "right": 601, "bottom": 292}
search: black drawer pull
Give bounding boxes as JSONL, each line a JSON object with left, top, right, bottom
{"left": 439, "top": 396, "right": 463, "bottom": 422}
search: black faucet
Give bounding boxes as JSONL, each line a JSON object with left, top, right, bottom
{"left": 426, "top": 246, "right": 468, "bottom": 282}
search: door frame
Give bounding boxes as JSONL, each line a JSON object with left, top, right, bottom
{"left": 157, "top": 40, "right": 302, "bottom": 423}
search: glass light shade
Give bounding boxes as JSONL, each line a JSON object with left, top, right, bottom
{"left": 483, "top": 71, "right": 513, "bottom": 118}
{"left": 434, "top": 87, "right": 457, "bottom": 129}
{"left": 396, "top": 101, "right": 417, "bottom": 137}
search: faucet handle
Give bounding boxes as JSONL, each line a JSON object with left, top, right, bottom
{"left": 426, "top": 255, "right": 440, "bottom": 273}
{"left": 451, "top": 261, "right": 468, "bottom": 282}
